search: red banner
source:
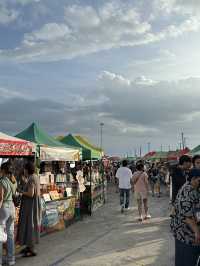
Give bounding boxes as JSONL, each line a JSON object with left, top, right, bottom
{"left": 0, "top": 140, "right": 33, "bottom": 156}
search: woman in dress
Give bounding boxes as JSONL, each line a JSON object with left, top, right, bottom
{"left": 17, "top": 162, "right": 41, "bottom": 257}
{"left": 133, "top": 163, "right": 151, "bottom": 221}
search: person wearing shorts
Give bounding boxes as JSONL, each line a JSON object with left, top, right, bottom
{"left": 133, "top": 163, "right": 151, "bottom": 221}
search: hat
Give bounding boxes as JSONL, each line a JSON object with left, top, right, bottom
{"left": 188, "top": 168, "right": 200, "bottom": 181}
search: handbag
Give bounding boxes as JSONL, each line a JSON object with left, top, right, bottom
{"left": 0, "top": 226, "right": 7, "bottom": 243}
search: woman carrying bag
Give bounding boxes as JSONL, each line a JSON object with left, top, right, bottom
{"left": 0, "top": 161, "right": 17, "bottom": 266}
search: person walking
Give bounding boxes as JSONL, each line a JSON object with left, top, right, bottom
{"left": 192, "top": 155, "right": 200, "bottom": 169}
{"left": 148, "top": 163, "right": 158, "bottom": 197}
{"left": 0, "top": 161, "right": 17, "bottom": 266}
{"left": 116, "top": 160, "right": 132, "bottom": 213}
{"left": 171, "top": 168, "right": 200, "bottom": 266}
{"left": 17, "top": 162, "right": 41, "bottom": 257}
{"left": 171, "top": 155, "right": 192, "bottom": 205}
{"left": 133, "top": 163, "right": 151, "bottom": 221}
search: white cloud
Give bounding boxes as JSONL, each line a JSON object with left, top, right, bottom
{"left": 0, "top": 1, "right": 200, "bottom": 63}
{"left": 0, "top": 5, "right": 19, "bottom": 25}
{"left": 64, "top": 5, "right": 100, "bottom": 29}
{"left": 134, "top": 76, "right": 157, "bottom": 85}
{"left": 0, "top": 2, "right": 152, "bottom": 62}
{"left": 0, "top": 87, "right": 26, "bottom": 101}
{"left": 16, "top": 0, "right": 41, "bottom": 5}
{"left": 153, "top": 0, "right": 200, "bottom": 15}
{"left": 24, "top": 23, "right": 71, "bottom": 44}
{"left": 97, "top": 71, "right": 200, "bottom": 132}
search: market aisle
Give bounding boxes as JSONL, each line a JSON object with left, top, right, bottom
{"left": 16, "top": 186, "right": 174, "bottom": 266}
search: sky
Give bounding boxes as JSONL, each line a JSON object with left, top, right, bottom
{"left": 1, "top": 0, "right": 200, "bottom": 156}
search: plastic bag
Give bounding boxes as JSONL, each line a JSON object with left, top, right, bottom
{"left": 0, "top": 226, "right": 7, "bottom": 243}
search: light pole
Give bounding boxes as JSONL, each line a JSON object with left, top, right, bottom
{"left": 100, "top": 122, "right": 104, "bottom": 150}
{"left": 147, "top": 142, "right": 151, "bottom": 153}
{"left": 99, "top": 122, "right": 105, "bottom": 204}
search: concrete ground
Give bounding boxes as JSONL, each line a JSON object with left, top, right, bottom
{"left": 16, "top": 186, "right": 174, "bottom": 266}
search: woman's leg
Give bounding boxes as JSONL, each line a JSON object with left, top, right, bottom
{"left": 6, "top": 206, "right": 15, "bottom": 265}
{"left": 150, "top": 181, "right": 155, "bottom": 196}
{"left": 143, "top": 198, "right": 148, "bottom": 217}
{"left": 137, "top": 198, "right": 142, "bottom": 218}
{"left": 0, "top": 206, "right": 8, "bottom": 266}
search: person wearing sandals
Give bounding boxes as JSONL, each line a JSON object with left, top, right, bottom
{"left": 0, "top": 161, "right": 17, "bottom": 266}
{"left": 133, "top": 163, "right": 151, "bottom": 222}
{"left": 17, "top": 162, "right": 41, "bottom": 257}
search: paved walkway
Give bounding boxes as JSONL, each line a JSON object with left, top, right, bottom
{"left": 16, "top": 186, "right": 174, "bottom": 266}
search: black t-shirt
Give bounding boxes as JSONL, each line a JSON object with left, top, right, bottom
{"left": 171, "top": 166, "right": 189, "bottom": 203}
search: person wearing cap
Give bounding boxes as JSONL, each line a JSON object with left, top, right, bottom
{"left": 171, "top": 168, "right": 200, "bottom": 266}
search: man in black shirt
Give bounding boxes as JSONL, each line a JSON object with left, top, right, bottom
{"left": 171, "top": 155, "right": 192, "bottom": 204}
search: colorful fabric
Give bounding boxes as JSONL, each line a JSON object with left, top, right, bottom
{"left": 171, "top": 182, "right": 200, "bottom": 245}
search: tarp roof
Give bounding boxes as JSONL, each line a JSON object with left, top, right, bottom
{"left": 59, "top": 134, "right": 91, "bottom": 160}
{"left": 149, "top": 151, "right": 168, "bottom": 160}
{"left": 16, "top": 122, "right": 71, "bottom": 148}
{"left": 190, "top": 145, "right": 200, "bottom": 156}
{"left": 0, "top": 132, "right": 35, "bottom": 156}
{"left": 75, "top": 135, "right": 103, "bottom": 160}
{"left": 15, "top": 123, "right": 81, "bottom": 160}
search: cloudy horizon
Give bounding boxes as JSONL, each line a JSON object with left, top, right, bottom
{"left": 1, "top": 0, "right": 200, "bottom": 155}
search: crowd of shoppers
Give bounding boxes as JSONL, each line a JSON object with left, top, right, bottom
{"left": 114, "top": 155, "right": 200, "bottom": 266}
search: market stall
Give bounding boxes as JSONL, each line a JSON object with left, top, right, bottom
{"left": 74, "top": 135, "right": 106, "bottom": 214}
{"left": 16, "top": 122, "right": 81, "bottom": 234}
{"left": 59, "top": 134, "right": 106, "bottom": 214}
{"left": 0, "top": 132, "right": 36, "bottom": 245}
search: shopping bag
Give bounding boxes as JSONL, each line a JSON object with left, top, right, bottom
{"left": 196, "top": 255, "right": 200, "bottom": 266}
{"left": 0, "top": 226, "right": 7, "bottom": 243}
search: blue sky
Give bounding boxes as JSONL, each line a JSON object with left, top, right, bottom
{"left": 1, "top": 0, "right": 200, "bottom": 155}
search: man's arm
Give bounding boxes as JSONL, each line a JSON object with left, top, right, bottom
{"left": 185, "top": 217, "right": 200, "bottom": 244}
{"left": 171, "top": 170, "right": 179, "bottom": 204}
{"left": 0, "top": 185, "right": 4, "bottom": 208}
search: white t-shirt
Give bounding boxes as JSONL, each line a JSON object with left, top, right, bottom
{"left": 116, "top": 167, "right": 132, "bottom": 189}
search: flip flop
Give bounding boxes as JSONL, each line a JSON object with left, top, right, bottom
{"left": 20, "top": 247, "right": 29, "bottom": 254}
{"left": 22, "top": 250, "right": 37, "bottom": 257}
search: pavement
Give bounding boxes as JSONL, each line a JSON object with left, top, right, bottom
{"left": 16, "top": 185, "right": 174, "bottom": 266}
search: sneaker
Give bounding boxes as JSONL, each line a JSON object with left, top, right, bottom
{"left": 144, "top": 214, "right": 151, "bottom": 220}
{"left": 8, "top": 262, "right": 15, "bottom": 266}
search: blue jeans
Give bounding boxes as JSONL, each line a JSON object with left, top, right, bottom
{"left": 175, "top": 239, "right": 200, "bottom": 266}
{"left": 0, "top": 202, "right": 15, "bottom": 266}
{"left": 119, "top": 189, "right": 130, "bottom": 208}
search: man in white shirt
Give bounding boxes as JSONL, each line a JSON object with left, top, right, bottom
{"left": 116, "top": 160, "right": 133, "bottom": 213}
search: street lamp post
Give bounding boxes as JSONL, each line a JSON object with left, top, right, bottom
{"left": 99, "top": 122, "right": 105, "bottom": 204}
{"left": 147, "top": 142, "right": 151, "bottom": 153}
{"left": 100, "top": 122, "right": 104, "bottom": 150}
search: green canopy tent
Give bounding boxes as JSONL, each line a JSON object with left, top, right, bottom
{"left": 190, "top": 145, "right": 200, "bottom": 156}
{"left": 149, "top": 151, "right": 168, "bottom": 161}
{"left": 75, "top": 135, "right": 103, "bottom": 160}
{"left": 59, "top": 134, "right": 91, "bottom": 160}
{"left": 16, "top": 122, "right": 81, "bottom": 161}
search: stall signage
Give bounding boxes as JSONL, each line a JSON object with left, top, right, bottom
{"left": 40, "top": 146, "right": 80, "bottom": 162}
{"left": 0, "top": 141, "right": 33, "bottom": 156}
